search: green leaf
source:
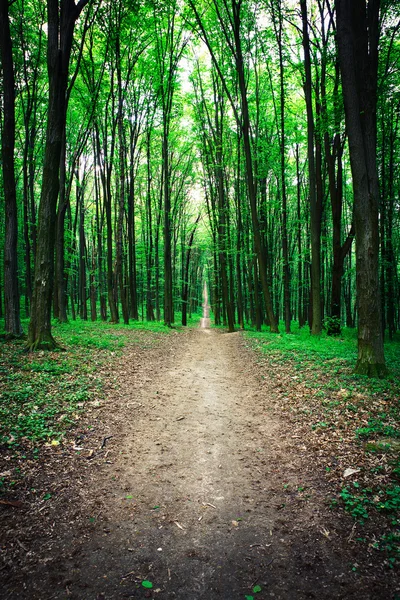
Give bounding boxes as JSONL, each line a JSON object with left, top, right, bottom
{"left": 245, "top": 596, "right": 254, "bottom": 600}
{"left": 253, "top": 585, "right": 262, "bottom": 593}
{"left": 142, "top": 580, "right": 153, "bottom": 589}
{"left": 126, "top": 494, "right": 133, "bottom": 499}
{"left": 43, "top": 493, "right": 52, "bottom": 501}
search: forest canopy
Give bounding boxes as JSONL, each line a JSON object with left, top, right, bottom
{"left": 0, "top": 0, "right": 399, "bottom": 376}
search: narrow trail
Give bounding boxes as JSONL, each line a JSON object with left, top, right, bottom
{"left": 3, "top": 287, "right": 393, "bottom": 599}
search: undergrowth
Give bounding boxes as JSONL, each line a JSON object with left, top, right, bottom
{"left": 243, "top": 322, "right": 400, "bottom": 568}
{"left": 0, "top": 315, "right": 198, "bottom": 450}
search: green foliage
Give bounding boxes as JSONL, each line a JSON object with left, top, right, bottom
{"left": 356, "top": 420, "right": 400, "bottom": 440}
{"left": 324, "top": 315, "right": 342, "bottom": 336}
{"left": 0, "top": 318, "right": 179, "bottom": 448}
{"left": 373, "top": 532, "right": 400, "bottom": 569}
{"left": 340, "top": 485, "right": 371, "bottom": 522}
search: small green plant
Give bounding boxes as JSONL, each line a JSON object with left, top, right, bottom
{"left": 373, "top": 532, "right": 400, "bottom": 568}
{"left": 340, "top": 486, "right": 370, "bottom": 521}
{"left": 311, "top": 421, "right": 330, "bottom": 430}
{"left": 324, "top": 315, "right": 342, "bottom": 336}
{"left": 357, "top": 419, "right": 400, "bottom": 440}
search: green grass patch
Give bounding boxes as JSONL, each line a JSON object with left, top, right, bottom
{"left": 0, "top": 315, "right": 198, "bottom": 449}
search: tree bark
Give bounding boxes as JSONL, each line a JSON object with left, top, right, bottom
{"left": 0, "top": 0, "right": 24, "bottom": 338}
{"left": 231, "top": 1, "right": 278, "bottom": 332}
{"left": 27, "top": 0, "right": 90, "bottom": 349}
{"left": 336, "top": 0, "right": 386, "bottom": 376}
{"left": 300, "top": 0, "right": 322, "bottom": 335}
{"left": 182, "top": 214, "right": 200, "bottom": 326}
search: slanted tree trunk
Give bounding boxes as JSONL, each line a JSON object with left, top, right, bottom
{"left": 0, "top": 0, "right": 24, "bottom": 338}
{"left": 336, "top": 0, "right": 386, "bottom": 376}
{"left": 27, "top": 0, "right": 90, "bottom": 349}
{"left": 231, "top": 2, "right": 278, "bottom": 332}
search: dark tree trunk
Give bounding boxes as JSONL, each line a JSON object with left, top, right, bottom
{"left": 214, "top": 82, "right": 234, "bottom": 333}
{"left": 27, "top": 0, "right": 89, "bottom": 349}
{"left": 100, "top": 114, "right": 119, "bottom": 324}
{"left": 182, "top": 214, "right": 200, "bottom": 326}
{"left": 336, "top": 0, "right": 386, "bottom": 376}
{"left": 78, "top": 171, "right": 88, "bottom": 321}
{"left": 235, "top": 157, "right": 244, "bottom": 330}
{"left": 325, "top": 132, "right": 355, "bottom": 334}
{"left": 116, "top": 38, "right": 129, "bottom": 325}
{"left": 0, "top": 0, "right": 24, "bottom": 338}
{"left": 386, "top": 108, "right": 398, "bottom": 340}
{"left": 145, "top": 128, "right": 155, "bottom": 321}
{"left": 93, "top": 129, "right": 107, "bottom": 321}
{"left": 232, "top": 2, "right": 278, "bottom": 332}
{"left": 128, "top": 125, "right": 138, "bottom": 320}
{"left": 163, "top": 132, "right": 173, "bottom": 327}
{"left": 296, "top": 144, "right": 305, "bottom": 328}
{"left": 55, "top": 131, "right": 69, "bottom": 322}
{"left": 271, "top": 0, "right": 291, "bottom": 333}
{"left": 300, "top": 0, "right": 322, "bottom": 335}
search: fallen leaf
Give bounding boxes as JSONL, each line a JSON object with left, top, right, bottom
{"left": 142, "top": 580, "right": 153, "bottom": 589}
{"left": 343, "top": 468, "right": 360, "bottom": 478}
{"left": 232, "top": 520, "right": 239, "bottom": 527}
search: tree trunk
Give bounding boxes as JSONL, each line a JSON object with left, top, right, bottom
{"left": 336, "top": 0, "right": 386, "bottom": 376}
{"left": 300, "top": 0, "right": 322, "bottom": 335}
{"left": 128, "top": 126, "right": 138, "bottom": 320}
{"left": 163, "top": 131, "right": 173, "bottom": 327}
{"left": 232, "top": 2, "right": 278, "bottom": 333}
{"left": 182, "top": 215, "right": 200, "bottom": 326}
{"left": 27, "top": 0, "right": 89, "bottom": 349}
{"left": 0, "top": 0, "right": 24, "bottom": 338}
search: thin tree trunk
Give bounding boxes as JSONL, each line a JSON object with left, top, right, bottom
{"left": 300, "top": 0, "right": 322, "bottom": 335}
{"left": 232, "top": 2, "right": 278, "bottom": 332}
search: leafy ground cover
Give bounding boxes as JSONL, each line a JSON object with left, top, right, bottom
{"left": 243, "top": 323, "right": 400, "bottom": 569}
{"left": 0, "top": 316, "right": 198, "bottom": 496}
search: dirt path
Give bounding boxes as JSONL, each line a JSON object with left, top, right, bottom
{"left": 2, "top": 293, "right": 396, "bottom": 599}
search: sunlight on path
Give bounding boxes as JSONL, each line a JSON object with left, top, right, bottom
{"left": 200, "top": 281, "right": 211, "bottom": 329}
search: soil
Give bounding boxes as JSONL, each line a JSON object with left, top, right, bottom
{"left": 1, "top": 292, "right": 398, "bottom": 599}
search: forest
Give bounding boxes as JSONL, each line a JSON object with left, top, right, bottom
{"left": 1, "top": 1, "right": 400, "bottom": 596}
{"left": 0, "top": 0, "right": 398, "bottom": 374}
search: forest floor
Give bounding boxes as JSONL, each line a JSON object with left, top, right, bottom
{"left": 1, "top": 306, "right": 399, "bottom": 598}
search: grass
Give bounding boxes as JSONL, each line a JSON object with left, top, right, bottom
{"left": 0, "top": 312, "right": 201, "bottom": 449}
{"left": 243, "top": 321, "right": 400, "bottom": 567}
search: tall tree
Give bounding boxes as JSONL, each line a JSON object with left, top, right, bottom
{"left": 27, "top": 0, "right": 91, "bottom": 349}
{"left": 336, "top": 0, "right": 386, "bottom": 375}
{"left": 300, "top": 0, "right": 322, "bottom": 335}
{"left": 153, "top": 0, "right": 186, "bottom": 326}
{"left": 0, "top": 0, "right": 24, "bottom": 338}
